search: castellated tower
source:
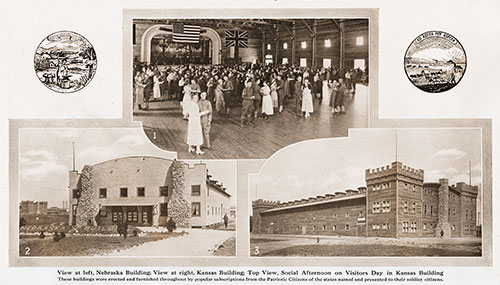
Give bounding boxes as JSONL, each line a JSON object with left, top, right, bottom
{"left": 365, "top": 161, "right": 424, "bottom": 238}
{"left": 435, "top": 178, "right": 451, "bottom": 238}
{"left": 251, "top": 199, "right": 279, "bottom": 234}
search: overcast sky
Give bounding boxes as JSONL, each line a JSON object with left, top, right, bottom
{"left": 250, "top": 128, "right": 482, "bottom": 203}
{"left": 19, "top": 128, "right": 236, "bottom": 207}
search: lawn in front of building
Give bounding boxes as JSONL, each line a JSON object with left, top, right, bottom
{"left": 19, "top": 232, "right": 185, "bottom": 257}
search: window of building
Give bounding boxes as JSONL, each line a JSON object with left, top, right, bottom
{"left": 382, "top": 223, "right": 387, "bottom": 230}
{"left": 424, "top": 189, "right": 428, "bottom": 195}
{"left": 453, "top": 208, "right": 456, "bottom": 216}
{"left": 99, "top": 188, "right": 107, "bottom": 198}
{"left": 191, "top": 185, "right": 201, "bottom": 196}
{"left": 404, "top": 201, "right": 408, "bottom": 213}
{"left": 404, "top": 183, "right": 408, "bottom": 190}
{"left": 192, "top": 202, "right": 201, "bottom": 216}
{"left": 345, "top": 224, "right": 350, "bottom": 231}
{"left": 410, "top": 222, "right": 417, "bottom": 233}
{"left": 424, "top": 205, "right": 427, "bottom": 215}
{"left": 356, "top": 36, "right": 364, "bottom": 46}
{"left": 372, "top": 201, "right": 380, "bottom": 213}
{"left": 322, "top": 225, "right": 326, "bottom": 231}
{"left": 159, "top": 186, "right": 168, "bottom": 197}
{"left": 137, "top": 187, "right": 145, "bottom": 197}
{"left": 127, "top": 210, "right": 138, "bottom": 222}
{"left": 333, "top": 213, "right": 337, "bottom": 219}
{"left": 312, "top": 226, "right": 316, "bottom": 231}
{"left": 345, "top": 212, "right": 350, "bottom": 218}
{"left": 430, "top": 206, "right": 434, "bottom": 216}
{"left": 423, "top": 223, "right": 427, "bottom": 230}
{"left": 382, "top": 201, "right": 391, "bottom": 213}
{"left": 283, "top": 42, "right": 288, "bottom": 49}
{"left": 300, "top": 58, "right": 307, "bottom": 67}
{"left": 323, "top": 58, "right": 331, "bottom": 68}
{"left": 412, "top": 202, "right": 416, "bottom": 214}
{"left": 412, "top": 185, "right": 416, "bottom": 191}
{"left": 448, "top": 208, "right": 450, "bottom": 216}
{"left": 312, "top": 215, "right": 316, "bottom": 220}
{"left": 359, "top": 211, "right": 363, "bottom": 217}
{"left": 372, "top": 223, "right": 379, "bottom": 230}
{"left": 301, "top": 41, "right": 307, "bottom": 49}
{"left": 324, "top": 39, "right": 331, "bottom": 47}
{"left": 99, "top": 208, "right": 107, "bottom": 217}
{"left": 72, "top": 189, "right": 80, "bottom": 199}
{"left": 465, "top": 210, "right": 468, "bottom": 219}
{"left": 452, "top": 224, "right": 456, "bottom": 231}
{"left": 267, "top": 43, "right": 271, "bottom": 50}
{"left": 296, "top": 226, "right": 300, "bottom": 231}
{"left": 72, "top": 205, "right": 77, "bottom": 215}
{"left": 403, "top": 221, "right": 409, "bottom": 233}
{"left": 282, "top": 58, "right": 288, "bottom": 64}
{"left": 120, "top": 188, "right": 128, "bottom": 198}
{"left": 112, "top": 211, "right": 123, "bottom": 222}
{"left": 160, "top": 203, "right": 168, "bottom": 216}
{"left": 333, "top": 225, "right": 337, "bottom": 231}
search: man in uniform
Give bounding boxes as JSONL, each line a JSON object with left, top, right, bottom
{"left": 294, "top": 76, "right": 303, "bottom": 116}
{"left": 222, "top": 75, "right": 234, "bottom": 117}
{"left": 240, "top": 81, "right": 255, "bottom": 127}
{"left": 198, "top": 92, "right": 213, "bottom": 150}
{"left": 276, "top": 74, "right": 285, "bottom": 113}
{"left": 252, "top": 76, "right": 262, "bottom": 120}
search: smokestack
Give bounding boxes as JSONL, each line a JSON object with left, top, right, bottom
{"left": 72, "top": 142, "right": 76, "bottom": 171}
{"left": 469, "top": 161, "right": 471, "bottom": 185}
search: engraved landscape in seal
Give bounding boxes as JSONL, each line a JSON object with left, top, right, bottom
{"left": 34, "top": 31, "right": 97, "bottom": 93}
{"left": 404, "top": 31, "right": 466, "bottom": 93}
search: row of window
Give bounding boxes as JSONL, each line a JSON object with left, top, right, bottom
{"left": 191, "top": 202, "right": 223, "bottom": 217}
{"left": 372, "top": 201, "right": 391, "bottom": 213}
{"left": 372, "top": 182, "right": 391, "bottom": 191}
{"left": 423, "top": 205, "right": 434, "bottom": 216}
{"left": 402, "top": 221, "right": 417, "bottom": 233}
{"left": 372, "top": 223, "right": 391, "bottom": 230}
{"left": 266, "top": 37, "right": 364, "bottom": 51}
{"left": 72, "top": 185, "right": 202, "bottom": 199}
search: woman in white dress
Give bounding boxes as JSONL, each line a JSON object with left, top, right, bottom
{"left": 186, "top": 94, "right": 209, "bottom": 155}
{"left": 261, "top": 81, "right": 273, "bottom": 119}
{"left": 182, "top": 82, "right": 192, "bottom": 119}
{"left": 153, "top": 73, "right": 163, "bottom": 100}
{"left": 270, "top": 77, "right": 278, "bottom": 109}
{"left": 301, "top": 79, "right": 314, "bottom": 118}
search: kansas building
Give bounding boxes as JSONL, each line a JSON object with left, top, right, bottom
{"left": 69, "top": 156, "right": 231, "bottom": 228}
{"left": 252, "top": 161, "right": 478, "bottom": 238}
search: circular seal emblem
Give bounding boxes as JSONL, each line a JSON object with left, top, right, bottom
{"left": 34, "top": 31, "right": 97, "bottom": 93}
{"left": 404, "top": 31, "right": 466, "bottom": 93}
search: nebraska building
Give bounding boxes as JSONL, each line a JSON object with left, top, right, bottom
{"left": 252, "top": 161, "right": 478, "bottom": 238}
{"left": 69, "top": 156, "right": 231, "bottom": 228}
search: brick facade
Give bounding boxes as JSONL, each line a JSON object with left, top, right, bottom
{"left": 252, "top": 161, "right": 479, "bottom": 238}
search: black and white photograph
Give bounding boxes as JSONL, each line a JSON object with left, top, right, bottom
{"left": 130, "top": 17, "right": 371, "bottom": 159}
{"left": 250, "top": 128, "right": 483, "bottom": 257}
{"left": 17, "top": 128, "right": 236, "bottom": 257}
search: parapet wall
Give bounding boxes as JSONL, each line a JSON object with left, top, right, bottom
{"left": 366, "top": 161, "right": 424, "bottom": 181}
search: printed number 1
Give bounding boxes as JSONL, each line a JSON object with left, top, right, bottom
{"left": 25, "top": 247, "right": 30, "bottom": 255}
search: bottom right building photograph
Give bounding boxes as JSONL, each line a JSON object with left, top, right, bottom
{"left": 250, "top": 128, "right": 483, "bottom": 257}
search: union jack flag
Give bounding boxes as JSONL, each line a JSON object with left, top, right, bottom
{"left": 225, "top": 30, "right": 248, "bottom": 48}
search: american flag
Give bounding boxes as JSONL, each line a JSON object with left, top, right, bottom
{"left": 172, "top": 23, "right": 201, "bottom": 43}
{"left": 225, "top": 30, "right": 248, "bottom": 48}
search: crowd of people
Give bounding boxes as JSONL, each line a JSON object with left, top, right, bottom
{"left": 133, "top": 61, "right": 366, "bottom": 154}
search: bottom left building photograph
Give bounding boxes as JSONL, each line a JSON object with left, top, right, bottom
{"left": 16, "top": 128, "right": 236, "bottom": 257}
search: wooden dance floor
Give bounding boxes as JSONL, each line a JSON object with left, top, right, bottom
{"left": 134, "top": 84, "right": 368, "bottom": 159}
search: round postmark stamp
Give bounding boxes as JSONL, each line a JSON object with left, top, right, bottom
{"left": 34, "top": 31, "right": 97, "bottom": 93}
{"left": 404, "top": 31, "right": 466, "bottom": 93}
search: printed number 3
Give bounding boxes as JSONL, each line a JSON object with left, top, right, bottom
{"left": 25, "top": 247, "right": 30, "bottom": 255}
{"left": 254, "top": 246, "right": 259, "bottom": 255}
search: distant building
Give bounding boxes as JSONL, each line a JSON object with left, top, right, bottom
{"left": 20, "top": 201, "right": 48, "bottom": 216}
{"left": 252, "top": 161, "right": 478, "bottom": 238}
{"left": 69, "top": 156, "right": 231, "bottom": 228}
{"left": 47, "top": 207, "right": 68, "bottom": 215}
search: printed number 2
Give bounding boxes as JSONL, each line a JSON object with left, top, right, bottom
{"left": 254, "top": 246, "right": 259, "bottom": 255}
{"left": 25, "top": 247, "right": 30, "bottom": 255}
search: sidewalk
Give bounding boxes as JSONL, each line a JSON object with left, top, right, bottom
{"left": 106, "top": 229, "right": 235, "bottom": 257}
